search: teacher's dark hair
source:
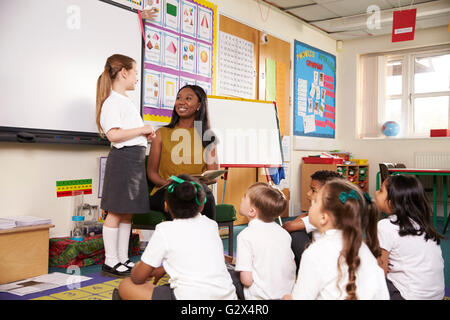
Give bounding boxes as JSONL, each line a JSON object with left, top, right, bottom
{"left": 166, "top": 84, "right": 218, "bottom": 148}
{"left": 385, "top": 175, "right": 444, "bottom": 244}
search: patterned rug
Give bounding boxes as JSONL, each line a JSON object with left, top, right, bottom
{"left": 0, "top": 272, "right": 170, "bottom": 300}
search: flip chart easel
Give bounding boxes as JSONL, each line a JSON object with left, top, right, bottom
{"left": 207, "top": 96, "right": 284, "bottom": 203}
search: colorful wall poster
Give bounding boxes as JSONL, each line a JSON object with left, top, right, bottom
{"left": 142, "top": 0, "right": 217, "bottom": 129}
{"left": 180, "top": 37, "right": 196, "bottom": 73}
{"left": 164, "top": 0, "right": 180, "bottom": 31}
{"left": 197, "top": 6, "right": 212, "bottom": 42}
{"left": 162, "top": 32, "right": 180, "bottom": 70}
{"left": 181, "top": 0, "right": 197, "bottom": 37}
{"left": 143, "top": 69, "right": 161, "bottom": 106}
{"left": 197, "top": 43, "right": 211, "bottom": 77}
{"left": 144, "top": 25, "right": 162, "bottom": 64}
{"left": 143, "top": 0, "right": 162, "bottom": 24}
{"left": 293, "top": 40, "right": 336, "bottom": 138}
{"left": 162, "top": 73, "right": 179, "bottom": 109}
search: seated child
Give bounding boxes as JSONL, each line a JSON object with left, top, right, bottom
{"left": 117, "top": 174, "right": 237, "bottom": 300}
{"left": 282, "top": 170, "right": 344, "bottom": 270}
{"left": 230, "top": 182, "right": 296, "bottom": 300}
{"left": 285, "top": 179, "right": 389, "bottom": 300}
{"left": 375, "top": 175, "right": 445, "bottom": 300}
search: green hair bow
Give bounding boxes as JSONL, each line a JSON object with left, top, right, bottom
{"left": 339, "top": 189, "right": 360, "bottom": 204}
{"left": 167, "top": 175, "right": 206, "bottom": 206}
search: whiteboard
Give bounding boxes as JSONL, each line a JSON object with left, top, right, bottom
{"left": 207, "top": 96, "right": 283, "bottom": 167}
{"left": 0, "top": 0, "right": 142, "bottom": 141}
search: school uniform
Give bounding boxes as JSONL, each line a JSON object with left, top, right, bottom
{"left": 234, "top": 218, "right": 296, "bottom": 300}
{"left": 378, "top": 215, "right": 445, "bottom": 300}
{"left": 100, "top": 90, "right": 149, "bottom": 214}
{"left": 291, "top": 229, "right": 389, "bottom": 300}
{"left": 141, "top": 213, "right": 237, "bottom": 300}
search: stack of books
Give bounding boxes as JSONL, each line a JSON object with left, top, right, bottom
{"left": 0, "top": 218, "right": 16, "bottom": 230}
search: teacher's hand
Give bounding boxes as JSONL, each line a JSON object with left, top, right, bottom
{"left": 141, "top": 8, "right": 158, "bottom": 20}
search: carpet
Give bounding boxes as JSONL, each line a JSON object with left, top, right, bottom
{"left": 0, "top": 272, "right": 170, "bottom": 300}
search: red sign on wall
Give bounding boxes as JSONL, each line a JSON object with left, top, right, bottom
{"left": 392, "top": 9, "right": 417, "bottom": 42}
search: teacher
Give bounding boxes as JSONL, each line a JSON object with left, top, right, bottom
{"left": 147, "top": 85, "right": 219, "bottom": 220}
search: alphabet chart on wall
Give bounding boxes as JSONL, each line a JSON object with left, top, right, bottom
{"left": 293, "top": 40, "right": 336, "bottom": 139}
{"left": 141, "top": 0, "right": 217, "bottom": 129}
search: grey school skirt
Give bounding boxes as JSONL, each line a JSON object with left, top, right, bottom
{"left": 101, "top": 146, "right": 150, "bottom": 214}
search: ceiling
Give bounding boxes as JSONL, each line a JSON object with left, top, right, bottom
{"left": 261, "top": 0, "right": 450, "bottom": 40}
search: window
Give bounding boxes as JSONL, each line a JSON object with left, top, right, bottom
{"left": 359, "top": 45, "right": 450, "bottom": 138}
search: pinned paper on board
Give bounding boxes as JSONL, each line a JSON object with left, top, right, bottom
{"left": 303, "top": 114, "right": 316, "bottom": 134}
{"left": 265, "top": 58, "right": 276, "bottom": 101}
{"left": 164, "top": 0, "right": 179, "bottom": 31}
{"left": 198, "top": 6, "right": 212, "bottom": 42}
{"left": 197, "top": 43, "right": 211, "bottom": 77}
{"left": 162, "top": 73, "right": 179, "bottom": 109}
{"left": 144, "top": 25, "right": 162, "bottom": 64}
{"left": 163, "top": 32, "right": 179, "bottom": 69}
{"left": 181, "top": 1, "right": 196, "bottom": 37}
{"left": 143, "top": 0, "right": 162, "bottom": 24}
{"left": 143, "top": 69, "right": 161, "bottom": 106}
{"left": 181, "top": 37, "right": 196, "bottom": 73}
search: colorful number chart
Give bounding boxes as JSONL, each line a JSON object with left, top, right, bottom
{"left": 142, "top": 0, "right": 217, "bottom": 128}
{"left": 293, "top": 40, "right": 336, "bottom": 139}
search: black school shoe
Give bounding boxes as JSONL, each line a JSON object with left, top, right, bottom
{"left": 100, "top": 262, "right": 131, "bottom": 278}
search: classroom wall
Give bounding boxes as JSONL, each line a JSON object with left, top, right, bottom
{"left": 0, "top": 0, "right": 337, "bottom": 237}
{"left": 337, "top": 26, "right": 450, "bottom": 209}
{"left": 215, "top": 0, "right": 337, "bottom": 216}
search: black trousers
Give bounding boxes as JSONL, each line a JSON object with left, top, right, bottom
{"left": 290, "top": 230, "right": 312, "bottom": 273}
{"left": 149, "top": 183, "right": 216, "bottom": 221}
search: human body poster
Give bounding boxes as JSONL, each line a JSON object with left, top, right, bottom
{"left": 293, "top": 40, "right": 336, "bottom": 138}
{"left": 142, "top": 0, "right": 216, "bottom": 128}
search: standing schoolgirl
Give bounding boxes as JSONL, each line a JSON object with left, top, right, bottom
{"left": 96, "top": 54, "right": 156, "bottom": 277}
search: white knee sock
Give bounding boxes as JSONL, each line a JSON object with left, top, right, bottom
{"left": 118, "top": 223, "right": 134, "bottom": 267}
{"left": 103, "top": 225, "right": 119, "bottom": 268}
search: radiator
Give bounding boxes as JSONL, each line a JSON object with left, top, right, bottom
{"left": 414, "top": 152, "right": 450, "bottom": 169}
{"left": 414, "top": 152, "right": 450, "bottom": 216}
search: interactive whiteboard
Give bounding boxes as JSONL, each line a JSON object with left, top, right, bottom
{"left": 207, "top": 96, "right": 283, "bottom": 167}
{"left": 0, "top": 0, "right": 142, "bottom": 144}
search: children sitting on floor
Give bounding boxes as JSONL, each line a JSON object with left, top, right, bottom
{"left": 229, "top": 182, "right": 296, "bottom": 300}
{"left": 282, "top": 170, "right": 344, "bottom": 270}
{"left": 375, "top": 175, "right": 445, "bottom": 300}
{"left": 116, "top": 174, "right": 237, "bottom": 300}
{"left": 284, "top": 179, "right": 389, "bottom": 300}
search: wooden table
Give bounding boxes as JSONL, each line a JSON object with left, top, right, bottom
{"left": 388, "top": 168, "right": 449, "bottom": 233}
{"left": 0, "top": 224, "right": 54, "bottom": 284}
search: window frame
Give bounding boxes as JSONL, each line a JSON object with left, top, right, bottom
{"left": 379, "top": 46, "right": 450, "bottom": 138}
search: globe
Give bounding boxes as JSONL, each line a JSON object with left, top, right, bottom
{"left": 381, "top": 121, "right": 400, "bottom": 137}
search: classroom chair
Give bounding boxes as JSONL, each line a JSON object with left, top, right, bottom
{"left": 377, "top": 162, "right": 406, "bottom": 189}
{"left": 130, "top": 157, "right": 237, "bottom": 255}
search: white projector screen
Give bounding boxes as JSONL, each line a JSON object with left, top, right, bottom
{"left": 207, "top": 96, "right": 283, "bottom": 167}
{"left": 0, "top": 0, "right": 142, "bottom": 144}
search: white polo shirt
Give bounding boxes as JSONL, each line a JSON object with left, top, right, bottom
{"left": 291, "top": 229, "right": 389, "bottom": 300}
{"left": 100, "top": 90, "right": 147, "bottom": 148}
{"left": 301, "top": 215, "right": 321, "bottom": 241}
{"left": 235, "top": 218, "right": 296, "bottom": 300}
{"left": 378, "top": 215, "right": 445, "bottom": 300}
{"left": 141, "top": 213, "right": 237, "bottom": 300}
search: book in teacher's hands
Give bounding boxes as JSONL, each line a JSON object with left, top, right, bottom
{"left": 191, "top": 169, "right": 228, "bottom": 182}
